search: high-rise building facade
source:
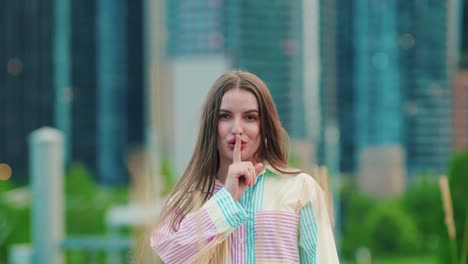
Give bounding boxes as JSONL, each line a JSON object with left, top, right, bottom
{"left": 354, "top": 1, "right": 403, "bottom": 149}
{"left": 167, "top": 0, "right": 303, "bottom": 135}
{"left": 353, "top": 1, "right": 405, "bottom": 196}
{"left": 398, "top": 1, "right": 455, "bottom": 176}
{"left": 165, "top": 0, "right": 306, "bottom": 175}
{"left": 335, "top": 1, "right": 356, "bottom": 174}
{"left": 318, "top": 0, "right": 356, "bottom": 174}
{"left": 225, "top": 1, "right": 305, "bottom": 138}
{"left": 79, "top": 0, "right": 145, "bottom": 184}
{"left": 71, "top": 0, "right": 98, "bottom": 175}
{"left": 166, "top": 0, "right": 225, "bottom": 56}
{"left": 0, "top": 1, "right": 55, "bottom": 181}
{"left": 319, "top": 1, "right": 460, "bottom": 182}
{"left": 0, "top": 0, "right": 145, "bottom": 184}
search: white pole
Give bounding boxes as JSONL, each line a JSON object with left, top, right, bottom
{"left": 29, "top": 127, "right": 64, "bottom": 264}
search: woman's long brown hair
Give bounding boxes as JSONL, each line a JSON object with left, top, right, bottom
{"left": 159, "top": 70, "right": 299, "bottom": 231}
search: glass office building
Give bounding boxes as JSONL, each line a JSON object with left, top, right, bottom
{"left": 166, "top": 0, "right": 305, "bottom": 137}
{"left": 398, "top": 1, "right": 454, "bottom": 176}
{"left": 319, "top": 1, "right": 457, "bottom": 177}
{"left": 0, "top": 0, "right": 145, "bottom": 183}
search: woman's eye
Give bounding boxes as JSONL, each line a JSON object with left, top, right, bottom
{"left": 219, "top": 113, "right": 230, "bottom": 119}
{"left": 246, "top": 114, "right": 257, "bottom": 120}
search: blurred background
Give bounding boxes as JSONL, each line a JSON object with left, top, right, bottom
{"left": 1, "top": 0, "right": 468, "bottom": 263}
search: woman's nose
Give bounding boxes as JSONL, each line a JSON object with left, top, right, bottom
{"left": 231, "top": 120, "right": 243, "bottom": 135}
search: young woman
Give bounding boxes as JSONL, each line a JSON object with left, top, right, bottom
{"left": 151, "top": 70, "right": 339, "bottom": 263}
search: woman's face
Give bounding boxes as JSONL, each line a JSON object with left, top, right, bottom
{"left": 217, "top": 88, "right": 261, "bottom": 166}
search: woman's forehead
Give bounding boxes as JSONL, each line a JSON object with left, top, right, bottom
{"left": 220, "top": 89, "right": 258, "bottom": 109}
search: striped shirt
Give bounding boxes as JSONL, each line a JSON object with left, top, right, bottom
{"left": 151, "top": 166, "right": 340, "bottom": 263}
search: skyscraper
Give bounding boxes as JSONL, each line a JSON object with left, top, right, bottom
{"left": 335, "top": 1, "right": 356, "bottom": 174}
{"left": 71, "top": 0, "right": 98, "bottom": 174}
{"left": 165, "top": 0, "right": 306, "bottom": 175}
{"left": 88, "top": 0, "right": 145, "bottom": 184}
{"left": 166, "top": 0, "right": 225, "bottom": 56}
{"left": 353, "top": 1, "right": 405, "bottom": 196}
{"left": 398, "top": 1, "right": 456, "bottom": 176}
{"left": 319, "top": 1, "right": 460, "bottom": 184}
{"left": 225, "top": 1, "right": 305, "bottom": 137}
{"left": 354, "top": 1, "right": 403, "bottom": 149}
{"left": 318, "top": 0, "right": 346, "bottom": 175}
{"left": 167, "top": 0, "right": 303, "bottom": 134}
{"left": 0, "top": 1, "right": 55, "bottom": 181}
{"left": 0, "top": 0, "right": 145, "bottom": 183}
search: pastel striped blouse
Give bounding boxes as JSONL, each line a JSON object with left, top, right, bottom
{"left": 151, "top": 166, "right": 340, "bottom": 263}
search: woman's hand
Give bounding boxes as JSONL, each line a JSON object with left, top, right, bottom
{"left": 224, "top": 135, "right": 264, "bottom": 200}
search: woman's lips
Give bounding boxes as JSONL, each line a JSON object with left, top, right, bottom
{"left": 227, "top": 137, "right": 247, "bottom": 151}
{"left": 228, "top": 142, "right": 246, "bottom": 151}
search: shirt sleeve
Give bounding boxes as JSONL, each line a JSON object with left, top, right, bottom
{"left": 298, "top": 176, "right": 340, "bottom": 264}
{"left": 150, "top": 187, "right": 247, "bottom": 264}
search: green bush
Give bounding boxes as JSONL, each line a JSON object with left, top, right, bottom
{"left": 438, "top": 150, "right": 468, "bottom": 264}
{"left": 66, "top": 163, "right": 107, "bottom": 235}
{"left": 340, "top": 183, "right": 376, "bottom": 258}
{"left": 403, "top": 174, "right": 443, "bottom": 252}
{"left": 0, "top": 162, "right": 130, "bottom": 264}
{"left": 65, "top": 162, "right": 130, "bottom": 263}
{"left": 366, "top": 200, "right": 423, "bottom": 256}
{"left": 0, "top": 181, "right": 30, "bottom": 263}
{"left": 340, "top": 180, "right": 427, "bottom": 259}
{"left": 66, "top": 162, "right": 129, "bottom": 235}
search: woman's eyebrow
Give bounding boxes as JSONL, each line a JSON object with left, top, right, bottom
{"left": 219, "top": 109, "right": 258, "bottom": 113}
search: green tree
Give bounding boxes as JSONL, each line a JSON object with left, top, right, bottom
{"left": 340, "top": 183, "right": 375, "bottom": 258}
{"left": 366, "top": 200, "right": 422, "bottom": 256}
{"left": 403, "top": 174, "right": 443, "bottom": 252}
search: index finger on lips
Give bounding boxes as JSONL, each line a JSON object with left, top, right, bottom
{"left": 233, "top": 135, "right": 242, "bottom": 163}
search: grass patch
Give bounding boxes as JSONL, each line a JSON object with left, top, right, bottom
{"left": 344, "top": 255, "right": 436, "bottom": 264}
